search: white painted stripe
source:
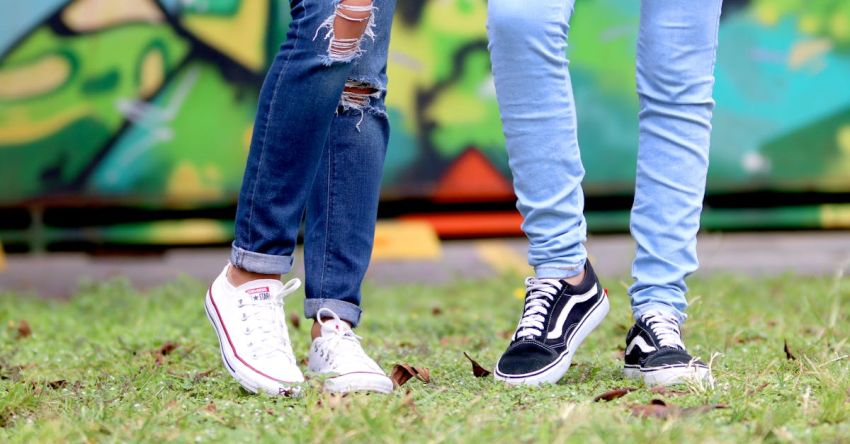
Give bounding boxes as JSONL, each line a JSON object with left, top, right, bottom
{"left": 546, "top": 284, "right": 598, "bottom": 340}
{"left": 625, "top": 335, "right": 657, "bottom": 355}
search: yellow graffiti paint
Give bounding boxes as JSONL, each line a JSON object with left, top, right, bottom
{"left": 148, "top": 219, "right": 230, "bottom": 244}
{"left": 798, "top": 14, "right": 822, "bottom": 35}
{"left": 788, "top": 38, "right": 832, "bottom": 70}
{"left": 243, "top": 125, "right": 254, "bottom": 152}
{"left": 166, "top": 162, "right": 223, "bottom": 200}
{"left": 475, "top": 240, "right": 532, "bottom": 276}
{"left": 0, "top": 55, "right": 71, "bottom": 100}
{"left": 62, "top": 0, "right": 164, "bottom": 32}
{"left": 839, "top": 126, "right": 850, "bottom": 156}
{"left": 182, "top": 0, "right": 268, "bottom": 73}
{"left": 426, "top": 90, "right": 486, "bottom": 124}
{"left": 830, "top": 14, "right": 850, "bottom": 42}
{"left": 372, "top": 221, "right": 442, "bottom": 260}
{"left": 140, "top": 49, "right": 166, "bottom": 98}
{"left": 0, "top": 107, "right": 90, "bottom": 145}
{"left": 754, "top": 3, "right": 781, "bottom": 26}
{"left": 821, "top": 205, "right": 850, "bottom": 229}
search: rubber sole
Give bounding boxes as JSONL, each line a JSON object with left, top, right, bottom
{"left": 494, "top": 294, "right": 610, "bottom": 386}
{"left": 322, "top": 372, "right": 394, "bottom": 394}
{"left": 204, "top": 290, "right": 303, "bottom": 396}
{"left": 624, "top": 364, "right": 713, "bottom": 387}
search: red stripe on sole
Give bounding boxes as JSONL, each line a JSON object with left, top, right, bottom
{"left": 208, "top": 287, "right": 297, "bottom": 385}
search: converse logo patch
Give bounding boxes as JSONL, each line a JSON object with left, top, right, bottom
{"left": 247, "top": 286, "right": 271, "bottom": 302}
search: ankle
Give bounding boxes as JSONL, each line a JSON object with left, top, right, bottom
{"left": 227, "top": 265, "right": 279, "bottom": 287}
{"left": 563, "top": 269, "right": 586, "bottom": 286}
{"left": 311, "top": 318, "right": 353, "bottom": 340}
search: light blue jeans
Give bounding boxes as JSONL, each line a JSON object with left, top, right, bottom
{"left": 487, "top": 0, "right": 723, "bottom": 323}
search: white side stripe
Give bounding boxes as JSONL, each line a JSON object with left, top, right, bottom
{"left": 625, "top": 336, "right": 657, "bottom": 355}
{"left": 546, "top": 285, "right": 598, "bottom": 340}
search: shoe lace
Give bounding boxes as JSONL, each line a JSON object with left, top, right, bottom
{"left": 514, "top": 278, "right": 563, "bottom": 340}
{"left": 240, "top": 279, "right": 301, "bottom": 361}
{"left": 641, "top": 311, "right": 685, "bottom": 349}
{"left": 316, "top": 308, "right": 373, "bottom": 371}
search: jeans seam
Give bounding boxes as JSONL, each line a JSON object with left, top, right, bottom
{"left": 245, "top": 3, "right": 305, "bottom": 248}
{"left": 317, "top": 126, "right": 335, "bottom": 299}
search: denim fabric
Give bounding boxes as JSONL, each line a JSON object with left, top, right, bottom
{"left": 488, "top": 0, "right": 723, "bottom": 323}
{"left": 231, "top": 0, "right": 396, "bottom": 327}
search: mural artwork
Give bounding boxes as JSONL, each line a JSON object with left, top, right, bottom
{"left": 1, "top": 0, "right": 849, "bottom": 247}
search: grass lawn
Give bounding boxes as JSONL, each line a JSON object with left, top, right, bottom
{"left": 1, "top": 270, "right": 849, "bottom": 443}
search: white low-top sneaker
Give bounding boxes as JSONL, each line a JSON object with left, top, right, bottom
{"left": 204, "top": 264, "right": 304, "bottom": 396}
{"left": 308, "top": 308, "right": 393, "bottom": 394}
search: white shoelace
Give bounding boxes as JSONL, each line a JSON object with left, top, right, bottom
{"left": 239, "top": 279, "right": 300, "bottom": 361}
{"left": 641, "top": 311, "right": 685, "bottom": 349}
{"left": 514, "top": 278, "right": 563, "bottom": 340}
{"left": 315, "top": 308, "right": 375, "bottom": 372}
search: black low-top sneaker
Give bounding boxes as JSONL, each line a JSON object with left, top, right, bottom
{"left": 624, "top": 311, "right": 712, "bottom": 387}
{"left": 494, "top": 262, "right": 609, "bottom": 385}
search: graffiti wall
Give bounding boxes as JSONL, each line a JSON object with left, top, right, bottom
{"left": 1, "top": 0, "right": 850, "bottom": 247}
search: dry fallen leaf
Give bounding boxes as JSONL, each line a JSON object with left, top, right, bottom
{"left": 630, "top": 399, "right": 675, "bottom": 418}
{"left": 317, "top": 393, "right": 348, "bottom": 409}
{"left": 746, "top": 382, "right": 770, "bottom": 396}
{"left": 390, "top": 364, "right": 431, "bottom": 387}
{"left": 630, "top": 399, "right": 727, "bottom": 419}
{"left": 203, "top": 403, "right": 217, "bottom": 413}
{"left": 784, "top": 340, "right": 796, "bottom": 360}
{"left": 288, "top": 313, "right": 301, "bottom": 329}
{"left": 431, "top": 307, "right": 443, "bottom": 316}
{"left": 193, "top": 369, "right": 215, "bottom": 381}
{"left": 649, "top": 386, "right": 689, "bottom": 397}
{"left": 593, "top": 387, "right": 637, "bottom": 402}
{"left": 463, "top": 352, "right": 491, "bottom": 378}
{"left": 153, "top": 342, "right": 179, "bottom": 365}
{"left": 46, "top": 380, "right": 67, "bottom": 390}
{"left": 16, "top": 320, "right": 32, "bottom": 339}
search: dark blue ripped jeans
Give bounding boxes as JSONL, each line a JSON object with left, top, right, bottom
{"left": 230, "top": 0, "right": 396, "bottom": 327}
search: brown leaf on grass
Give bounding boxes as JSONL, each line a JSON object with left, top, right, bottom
{"left": 630, "top": 399, "right": 674, "bottom": 418}
{"left": 16, "top": 320, "right": 32, "bottom": 339}
{"left": 203, "top": 403, "right": 217, "bottom": 413}
{"left": 746, "top": 382, "right": 770, "bottom": 396}
{"left": 153, "top": 342, "right": 179, "bottom": 365}
{"left": 158, "top": 342, "right": 178, "bottom": 356}
{"left": 630, "top": 399, "right": 727, "bottom": 419}
{"left": 649, "top": 386, "right": 689, "bottom": 396}
{"left": 499, "top": 330, "right": 513, "bottom": 340}
{"left": 593, "top": 387, "right": 637, "bottom": 402}
{"left": 463, "top": 352, "right": 491, "bottom": 378}
{"left": 46, "top": 380, "right": 68, "bottom": 390}
{"left": 317, "top": 393, "right": 348, "bottom": 409}
{"left": 431, "top": 307, "right": 443, "bottom": 316}
{"left": 288, "top": 313, "right": 301, "bottom": 329}
{"left": 784, "top": 340, "right": 796, "bottom": 360}
{"left": 30, "top": 380, "right": 68, "bottom": 392}
{"left": 390, "top": 364, "right": 431, "bottom": 387}
{"left": 193, "top": 369, "right": 215, "bottom": 381}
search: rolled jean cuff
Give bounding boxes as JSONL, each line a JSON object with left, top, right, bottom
{"left": 534, "top": 258, "right": 586, "bottom": 279}
{"left": 632, "top": 302, "right": 688, "bottom": 325}
{"left": 305, "top": 299, "right": 363, "bottom": 327}
{"left": 229, "top": 243, "right": 294, "bottom": 275}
